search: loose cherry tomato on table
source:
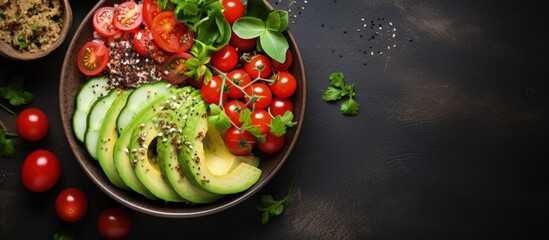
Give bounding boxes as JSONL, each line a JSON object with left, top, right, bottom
{"left": 77, "top": 39, "right": 110, "bottom": 76}
{"left": 230, "top": 32, "right": 257, "bottom": 52}
{"left": 269, "top": 97, "right": 294, "bottom": 117}
{"left": 250, "top": 109, "right": 272, "bottom": 135}
{"left": 201, "top": 76, "right": 228, "bottom": 104}
{"left": 211, "top": 45, "right": 239, "bottom": 72}
{"left": 224, "top": 100, "right": 247, "bottom": 127}
{"left": 55, "top": 188, "right": 88, "bottom": 222}
{"left": 244, "top": 54, "right": 273, "bottom": 79}
{"left": 161, "top": 52, "right": 194, "bottom": 85}
{"left": 258, "top": 133, "right": 286, "bottom": 154}
{"left": 98, "top": 208, "right": 132, "bottom": 240}
{"left": 113, "top": 1, "right": 143, "bottom": 31}
{"left": 93, "top": 7, "right": 120, "bottom": 37}
{"left": 143, "top": 0, "right": 162, "bottom": 27}
{"left": 270, "top": 71, "right": 297, "bottom": 98}
{"left": 133, "top": 28, "right": 167, "bottom": 63}
{"left": 271, "top": 49, "right": 293, "bottom": 72}
{"left": 245, "top": 83, "right": 273, "bottom": 110}
{"left": 222, "top": 0, "right": 245, "bottom": 25}
{"left": 21, "top": 149, "right": 60, "bottom": 192}
{"left": 226, "top": 69, "right": 251, "bottom": 99}
{"left": 16, "top": 108, "right": 49, "bottom": 141}
{"left": 151, "top": 11, "right": 194, "bottom": 53}
{"left": 224, "top": 127, "right": 255, "bottom": 155}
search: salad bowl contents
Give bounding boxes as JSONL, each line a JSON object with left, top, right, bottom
{"left": 59, "top": 0, "right": 305, "bottom": 217}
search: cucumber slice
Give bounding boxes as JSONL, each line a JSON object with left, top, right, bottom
{"left": 85, "top": 89, "right": 120, "bottom": 160}
{"left": 72, "top": 77, "right": 110, "bottom": 142}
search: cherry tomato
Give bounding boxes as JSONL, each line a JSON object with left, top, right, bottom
{"left": 151, "top": 11, "right": 194, "bottom": 53}
{"left": 93, "top": 7, "right": 120, "bottom": 37}
{"left": 16, "top": 108, "right": 49, "bottom": 141}
{"left": 210, "top": 45, "right": 239, "bottom": 73}
{"left": 230, "top": 32, "right": 256, "bottom": 52}
{"left": 224, "top": 127, "right": 254, "bottom": 155}
{"left": 98, "top": 208, "right": 132, "bottom": 240}
{"left": 250, "top": 109, "right": 272, "bottom": 135}
{"left": 258, "top": 133, "right": 286, "bottom": 154}
{"left": 271, "top": 49, "right": 293, "bottom": 72}
{"left": 143, "top": 0, "right": 162, "bottom": 27}
{"left": 270, "top": 71, "right": 297, "bottom": 98}
{"left": 21, "top": 149, "right": 61, "bottom": 192}
{"left": 244, "top": 54, "right": 272, "bottom": 79}
{"left": 269, "top": 97, "right": 294, "bottom": 117}
{"left": 113, "top": 1, "right": 143, "bottom": 31}
{"left": 245, "top": 83, "right": 272, "bottom": 110}
{"left": 222, "top": 0, "right": 245, "bottom": 25}
{"left": 201, "top": 76, "right": 228, "bottom": 104}
{"left": 77, "top": 39, "right": 110, "bottom": 76}
{"left": 226, "top": 69, "right": 251, "bottom": 99}
{"left": 223, "top": 100, "right": 246, "bottom": 127}
{"left": 161, "top": 52, "right": 193, "bottom": 85}
{"left": 55, "top": 188, "right": 88, "bottom": 222}
{"left": 133, "top": 28, "right": 167, "bottom": 63}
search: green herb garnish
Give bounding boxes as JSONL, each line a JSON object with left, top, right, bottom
{"left": 0, "top": 76, "right": 35, "bottom": 112}
{"left": 0, "top": 124, "right": 16, "bottom": 158}
{"left": 257, "top": 174, "right": 297, "bottom": 224}
{"left": 322, "top": 72, "right": 359, "bottom": 116}
{"left": 268, "top": 111, "right": 297, "bottom": 137}
{"left": 18, "top": 34, "right": 28, "bottom": 49}
{"left": 32, "top": 22, "right": 39, "bottom": 31}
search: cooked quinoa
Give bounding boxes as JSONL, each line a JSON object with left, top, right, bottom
{"left": 0, "top": 0, "right": 64, "bottom": 53}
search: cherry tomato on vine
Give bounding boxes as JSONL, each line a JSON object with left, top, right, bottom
{"left": 269, "top": 97, "right": 294, "bottom": 117}
{"left": 161, "top": 52, "right": 194, "bottom": 85}
{"left": 113, "top": 1, "right": 143, "bottom": 31}
{"left": 245, "top": 83, "right": 272, "bottom": 110}
{"left": 55, "top": 188, "right": 88, "bottom": 222}
{"left": 244, "top": 54, "right": 273, "bottom": 79}
{"left": 270, "top": 71, "right": 297, "bottom": 98}
{"left": 272, "top": 49, "right": 293, "bottom": 72}
{"left": 250, "top": 109, "right": 272, "bottom": 135}
{"left": 201, "top": 76, "right": 228, "bottom": 104}
{"left": 258, "top": 133, "right": 286, "bottom": 154}
{"left": 21, "top": 149, "right": 60, "bottom": 192}
{"left": 77, "top": 40, "right": 110, "bottom": 76}
{"left": 98, "top": 208, "right": 132, "bottom": 240}
{"left": 133, "top": 28, "right": 167, "bottom": 63}
{"left": 224, "top": 100, "right": 246, "bottom": 127}
{"left": 222, "top": 0, "right": 245, "bottom": 25}
{"left": 16, "top": 108, "right": 49, "bottom": 141}
{"left": 224, "top": 127, "right": 255, "bottom": 155}
{"left": 230, "top": 32, "right": 257, "bottom": 52}
{"left": 211, "top": 45, "right": 239, "bottom": 73}
{"left": 93, "top": 7, "right": 120, "bottom": 38}
{"left": 151, "top": 11, "right": 194, "bottom": 53}
{"left": 226, "top": 69, "right": 251, "bottom": 99}
{"left": 143, "top": 0, "right": 162, "bottom": 27}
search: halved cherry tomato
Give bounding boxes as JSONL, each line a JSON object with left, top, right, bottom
{"left": 270, "top": 71, "right": 297, "bottom": 98}
{"left": 113, "top": 1, "right": 143, "bottom": 31}
{"left": 230, "top": 32, "right": 256, "bottom": 52}
{"left": 77, "top": 40, "right": 110, "bottom": 76}
{"left": 269, "top": 97, "right": 294, "bottom": 117}
{"left": 222, "top": 0, "right": 245, "bottom": 25}
{"left": 245, "top": 83, "right": 273, "bottom": 110}
{"left": 211, "top": 45, "right": 238, "bottom": 72}
{"left": 161, "top": 52, "right": 193, "bottom": 85}
{"left": 226, "top": 69, "right": 251, "bottom": 99}
{"left": 151, "top": 11, "right": 194, "bottom": 53}
{"left": 143, "top": 0, "right": 162, "bottom": 27}
{"left": 250, "top": 109, "right": 272, "bottom": 135}
{"left": 93, "top": 7, "right": 121, "bottom": 37}
{"left": 224, "top": 127, "right": 255, "bottom": 155}
{"left": 244, "top": 54, "right": 272, "bottom": 79}
{"left": 258, "top": 133, "right": 286, "bottom": 154}
{"left": 272, "top": 49, "right": 293, "bottom": 72}
{"left": 201, "top": 76, "right": 228, "bottom": 104}
{"left": 55, "top": 188, "right": 88, "bottom": 222}
{"left": 223, "top": 100, "right": 246, "bottom": 127}
{"left": 133, "top": 28, "right": 168, "bottom": 63}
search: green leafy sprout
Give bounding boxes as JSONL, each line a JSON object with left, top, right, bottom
{"left": 322, "top": 72, "right": 359, "bottom": 116}
{"left": 257, "top": 173, "right": 297, "bottom": 224}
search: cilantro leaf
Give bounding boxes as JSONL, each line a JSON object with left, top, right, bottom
{"left": 207, "top": 104, "right": 231, "bottom": 131}
{"left": 257, "top": 173, "right": 297, "bottom": 224}
{"left": 328, "top": 72, "right": 345, "bottom": 88}
{"left": 322, "top": 86, "right": 343, "bottom": 102}
{"left": 239, "top": 108, "right": 266, "bottom": 142}
{"left": 341, "top": 98, "right": 359, "bottom": 116}
{"left": 269, "top": 111, "right": 297, "bottom": 137}
{"left": 0, "top": 130, "right": 15, "bottom": 158}
{"left": 322, "top": 72, "right": 359, "bottom": 116}
{"left": 0, "top": 76, "right": 34, "bottom": 106}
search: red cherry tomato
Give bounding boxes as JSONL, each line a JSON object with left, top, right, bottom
{"left": 98, "top": 208, "right": 132, "bottom": 240}
{"left": 93, "top": 7, "right": 121, "bottom": 37}
{"left": 133, "top": 28, "right": 168, "bottom": 63}
{"left": 55, "top": 188, "right": 88, "bottom": 222}
{"left": 270, "top": 71, "right": 297, "bottom": 98}
{"left": 223, "top": 100, "right": 246, "bottom": 127}
{"left": 269, "top": 97, "right": 294, "bottom": 117}
{"left": 245, "top": 83, "right": 272, "bottom": 110}
{"left": 224, "top": 127, "right": 254, "bottom": 155}
{"left": 16, "top": 108, "right": 49, "bottom": 141}
{"left": 201, "top": 76, "right": 228, "bottom": 104}
{"left": 77, "top": 39, "right": 110, "bottom": 76}
{"left": 271, "top": 49, "right": 293, "bottom": 72}
{"left": 222, "top": 0, "right": 245, "bottom": 25}
{"left": 210, "top": 45, "right": 239, "bottom": 73}
{"left": 244, "top": 54, "right": 273, "bottom": 79}
{"left": 161, "top": 52, "right": 194, "bottom": 85}
{"left": 230, "top": 32, "right": 256, "bottom": 52}
{"left": 151, "top": 11, "right": 194, "bottom": 53}
{"left": 258, "top": 133, "right": 286, "bottom": 154}
{"left": 143, "top": 0, "right": 162, "bottom": 27}
{"left": 250, "top": 109, "right": 272, "bottom": 135}
{"left": 21, "top": 149, "right": 61, "bottom": 192}
{"left": 226, "top": 69, "right": 251, "bottom": 99}
{"left": 113, "top": 1, "right": 143, "bottom": 31}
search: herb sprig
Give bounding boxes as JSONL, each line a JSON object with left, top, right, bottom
{"left": 257, "top": 173, "right": 297, "bottom": 224}
{"left": 322, "top": 72, "right": 359, "bottom": 116}
{"left": 0, "top": 76, "right": 34, "bottom": 114}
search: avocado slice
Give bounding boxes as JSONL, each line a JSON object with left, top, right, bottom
{"left": 178, "top": 101, "right": 262, "bottom": 195}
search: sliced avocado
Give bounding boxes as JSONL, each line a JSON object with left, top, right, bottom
{"left": 129, "top": 111, "right": 184, "bottom": 202}
{"left": 96, "top": 89, "right": 133, "bottom": 190}
{"left": 178, "top": 101, "right": 262, "bottom": 195}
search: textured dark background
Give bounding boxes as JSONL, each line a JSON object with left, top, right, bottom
{"left": 1, "top": 0, "right": 548, "bottom": 239}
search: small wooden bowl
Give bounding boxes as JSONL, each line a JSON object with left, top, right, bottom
{"left": 0, "top": 0, "right": 73, "bottom": 61}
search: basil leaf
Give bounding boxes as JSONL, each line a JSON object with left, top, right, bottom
{"left": 260, "top": 30, "right": 289, "bottom": 63}
{"left": 245, "top": 0, "right": 270, "bottom": 20}
{"left": 233, "top": 17, "right": 265, "bottom": 39}
{"left": 269, "top": 10, "right": 289, "bottom": 32}
{"left": 214, "top": 12, "right": 231, "bottom": 47}
{"left": 266, "top": 12, "right": 281, "bottom": 32}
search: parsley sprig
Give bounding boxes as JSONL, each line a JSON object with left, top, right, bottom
{"left": 322, "top": 72, "right": 359, "bottom": 116}
{"left": 0, "top": 121, "right": 17, "bottom": 158}
{"left": 0, "top": 76, "right": 34, "bottom": 114}
{"left": 257, "top": 173, "right": 297, "bottom": 224}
